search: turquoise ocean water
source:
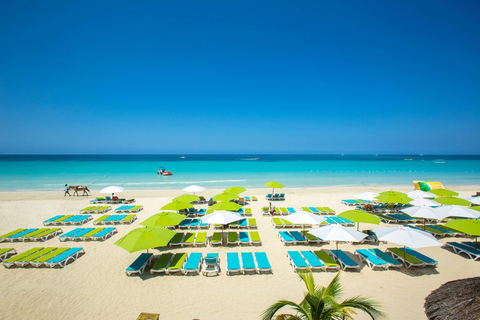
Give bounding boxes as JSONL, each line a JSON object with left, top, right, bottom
{"left": 0, "top": 155, "right": 479, "bottom": 191}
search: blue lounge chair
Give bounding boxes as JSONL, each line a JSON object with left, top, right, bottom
{"left": 182, "top": 252, "right": 203, "bottom": 275}
{"left": 287, "top": 207, "right": 295, "bottom": 213}
{"left": 59, "top": 228, "right": 85, "bottom": 241}
{"left": 203, "top": 253, "right": 219, "bottom": 276}
{"left": 45, "top": 247, "right": 84, "bottom": 268}
{"left": 309, "top": 207, "right": 320, "bottom": 213}
{"left": 239, "top": 232, "right": 250, "bottom": 245}
{"left": 43, "top": 215, "right": 64, "bottom": 226}
{"left": 278, "top": 231, "right": 295, "bottom": 245}
{"left": 287, "top": 251, "right": 309, "bottom": 272}
{"left": 443, "top": 242, "right": 480, "bottom": 260}
{"left": 241, "top": 252, "right": 256, "bottom": 273}
{"left": 199, "top": 220, "right": 209, "bottom": 229}
{"left": 404, "top": 247, "right": 438, "bottom": 266}
{"left": 69, "top": 228, "right": 96, "bottom": 240}
{"left": 289, "top": 231, "right": 307, "bottom": 244}
{"left": 126, "top": 253, "right": 153, "bottom": 275}
{"left": 254, "top": 252, "right": 272, "bottom": 273}
{"left": 189, "top": 219, "right": 200, "bottom": 229}
{"left": 179, "top": 219, "right": 192, "bottom": 229}
{"left": 238, "top": 219, "right": 248, "bottom": 228}
{"left": 355, "top": 249, "right": 389, "bottom": 270}
{"left": 329, "top": 250, "right": 360, "bottom": 270}
{"left": 301, "top": 251, "right": 325, "bottom": 271}
{"left": 88, "top": 227, "right": 116, "bottom": 241}
{"left": 7, "top": 228, "right": 38, "bottom": 241}
{"left": 226, "top": 252, "right": 242, "bottom": 275}
{"left": 368, "top": 248, "right": 403, "bottom": 268}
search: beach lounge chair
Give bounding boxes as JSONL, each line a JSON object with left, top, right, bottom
{"left": 329, "top": 250, "right": 360, "bottom": 270}
{"left": 6, "top": 228, "right": 39, "bottom": 242}
{"left": 226, "top": 252, "right": 242, "bottom": 275}
{"left": 127, "top": 253, "right": 154, "bottom": 275}
{"left": 254, "top": 252, "right": 272, "bottom": 273}
{"left": 265, "top": 194, "right": 273, "bottom": 200}
{"left": 248, "top": 218, "right": 257, "bottom": 229}
{"left": 368, "top": 249, "right": 403, "bottom": 268}
{"left": 309, "top": 207, "right": 320, "bottom": 213}
{"left": 121, "top": 214, "right": 137, "bottom": 224}
{"left": 167, "top": 253, "right": 187, "bottom": 274}
{"left": 239, "top": 231, "right": 250, "bottom": 245}
{"left": 210, "top": 232, "right": 223, "bottom": 246}
{"left": 313, "top": 250, "right": 340, "bottom": 271}
{"left": 182, "top": 252, "right": 203, "bottom": 275}
{"left": 244, "top": 208, "right": 252, "bottom": 216}
{"left": 279, "top": 207, "right": 289, "bottom": 215}
{"left": 404, "top": 247, "right": 438, "bottom": 267}
{"left": 287, "top": 251, "right": 310, "bottom": 272}
{"left": 93, "top": 215, "right": 110, "bottom": 225}
{"left": 228, "top": 232, "right": 239, "bottom": 245}
{"left": 194, "top": 232, "right": 207, "bottom": 246}
{"left": 20, "top": 228, "right": 49, "bottom": 241}
{"left": 179, "top": 219, "right": 192, "bottom": 229}
{"left": 377, "top": 214, "right": 397, "bottom": 224}
{"left": 386, "top": 247, "right": 425, "bottom": 268}
{"left": 241, "top": 252, "right": 256, "bottom": 274}
{"left": 0, "top": 229, "right": 28, "bottom": 242}
{"left": 301, "top": 251, "right": 326, "bottom": 271}
{"left": 272, "top": 218, "right": 285, "bottom": 228}
{"left": 279, "top": 231, "right": 295, "bottom": 245}
{"left": 66, "top": 228, "right": 95, "bottom": 241}
{"left": 238, "top": 219, "right": 248, "bottom": 229}
{"left": 443, "top": 242, "right": 480, "bottom": 261}
{"left": 150, "top": 253, "right": 174, "bottom": 274}
{"left": 70, "top": 215, "right": 92, "bottom": 225}
{"left": 290, "top": 231, "right": 307, "bottom": 244}
{"left": 203, "top": 253, "right": 220, "bottom": 276}
{"left": 45, "top": 247, "right": 84, "bottom": 268}
{"left": 301, "top": 207, "right": 312, "bottom": 213}
{"left": 424, "top": 225, "right": 455, "bottom": 236}
{"left": 128, "top": 205, "right": 143, "bottom": 213}
{"left": 79, "top": 228, "right": 105, "bottom": 241}
{"left": 2, "top": 247, "right": 44, "bottom": 268}
{"left": 281, "top": 218, "right": 294, "bottom": 228}
{"left": 43, "top": 215, "right": 65, "bottom": 226}
{"left": 249, "top": 231, "right": 262, "bottom": 245}
{"left": 0, "top": 248, "right": 16, "bottom": 262}
{"left": 182, "top": 233, "right": 195, "bottom": 246}
{"left": 30, "top": 228, "right": 62, "bottom": 241}
{"left": 355, "top": 249, "right": 389, "bottom": 270}
{"left": 199, "top": 220, "right": 209, "bottom": 229}
{"left": 15, "top": 247, "right": 57, "bottom": 267}
{"left": 169, "top": 233, "right": 184, "bottom": 247}
{"left": 301, "top": 231, "right": 324, "bottom": 244}
{"left": 30, "top": 248, "right": 70, "bottom": 267}
{"left": 88, "top": 227, "right": 117, "bottom": 241}
{"left": 324, "top": 207, "right": 335, "bottom": 214}
{"left": 189, "top": 219, "right": 200, "bottom": 229}
{"left": 59, "top": 228, "right": 85, "bottom": 242}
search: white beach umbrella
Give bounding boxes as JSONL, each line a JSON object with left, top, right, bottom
{"left": 401, "top": 206, "right": 443, "bottom": 230}
{"left": 409, "top": 198, "right": 438, "bottom": 207}
{"left": 406, "top": 190, "right": 435, "bottom": 199}
{"left": 183, "top": 185, "right": 206, "bottom": 194}
{"left": 463, "top": 197, "right": 480, "bottom": 205}
{"left": 283, "top": 211, "right": 326, "bottom": 231}
{"left": 200, "top": 210, "right": 244, "bottom": 225}
{"left": 100, "top": 186, "right": 124, "bottom": 194}
{"left": 434, "top": 205, "right": 480, "bottom": 219}
{"left": 309, "top": 224, "right": 367, "bottom": 255}
{"left": 353, "top": 192, "right": 379, "bottom": 201}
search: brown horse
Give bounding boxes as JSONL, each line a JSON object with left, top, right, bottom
{"left": 69, "top": 185, "right": 90, "bottom": 196}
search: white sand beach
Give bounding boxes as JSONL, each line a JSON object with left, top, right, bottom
{"left": 0, "top": 186, "right": 479, "bottom": 320}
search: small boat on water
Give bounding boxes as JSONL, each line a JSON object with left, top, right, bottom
{"left": 432, "top": 159, "right": 445, "bottom": 164}
{"left": 157, "top": 167, "right": 173, "bottom": 175}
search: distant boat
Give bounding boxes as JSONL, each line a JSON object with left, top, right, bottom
{"left": 180, "top": 153, "right": 186, "bottom": 159}
{"left": 404, "top": 159, "right": 413, "bottom": 161}
{"left": 432, "top": 159, "right": 445, "bottom": 164}
{"left": 242, "top": 157, "right": 259, "bottom": 161}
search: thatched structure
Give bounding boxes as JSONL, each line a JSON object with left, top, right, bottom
{"left": 424, "top": 277, "right": 480, "bottom": 320}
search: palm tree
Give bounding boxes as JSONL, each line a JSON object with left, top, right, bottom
{"left": 261, "top": 271, "right": 385, "bottom": 320}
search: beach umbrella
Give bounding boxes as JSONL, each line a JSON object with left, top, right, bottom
{"left": 430, "top": 189, "right": 459, "bottom": 197}
{"left": 100, "top": 186, "right": 124, "bottom": 194}
{"left": 434, "top": 197, "right": 472, "bottom": 206}
{"left": 183, "top": 185, "right": 206, "bottom": 195}
{"left": 409, "top": 198, "right": 438, "bottom": 207}
{"left": 212, "top": 192, "right": 239, "bottom": 202}
{"left": 264, "top": 181, "right": 284, "bottom": 195}
{"left": 444, "top": 219, "right": 480, "bottom": 249}
{"left": 401, "top": 206, "right": 443, "bottom": 230}
{"left": 283, "top": 211, "right": 327, "bottom": 231}
{"left": 463, "top": 197, "right": 480, "bottom": 205}
{"left": 160, "top": 201, "right": 193, "bottom": 211}
{"left": 337, "top": 209, "right": 381, "bottom": 230}
{"left": 224, "top": 186, "right": 246, "bottom": 194}
{"left": 375, "top": 191, "right": 412, "bottom": 204}
{"left": 201, "top": 210, "right": 244, "bottom": 245}
{"left": 353, "top": 192, "right": 379, "bottom": 201}
{"left": 373, "top": 226, "right": 442, "bottom": 266}
{"left": 140, "top": 212, "right": 186, "bottom": 228}
{"left": 434, "top": 205, "right": 480, "bottom": 219}
{"left": 209, "top": 201, "right": 242, "bottom": 212}
{"left": 114, "top": 226, "right": 177, "bottom": 254}
{"left": 308, "top": 225, "right": 367, "bottom": 257}
{"left": 172, "top": 194, "right": 200, "bottom": 203}
{"left": 406, "top": 190, "right": 435, "bottom": 199}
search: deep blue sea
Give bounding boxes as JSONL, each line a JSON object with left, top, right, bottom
{"left": 0, "top": 154, "right": 479, "bottom": 191}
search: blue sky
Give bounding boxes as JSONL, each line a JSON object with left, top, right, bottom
{"left": 1, "top": 1, "right": 479, "bottom": 154}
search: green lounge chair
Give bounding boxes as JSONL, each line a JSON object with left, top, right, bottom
{"left": 315, "top": 207, "right": 327, "bottom": 214}
{"left": 15, "top": 247, "right": 57, "bottom": 267}
{"left": 0, "top": 248, "right": 16, "bottom": 262}
{"left": 169, "top": 233, "right": 184, "bottom": 246}
{"left": 21, "top": 228, "right": 50, "bottom": 240}
{"left": 182, "top": 233, "right": 195, "bottom": 246}
{"left": 2, "top": 247, "right": 44, "bottom": 268}
{"left": 302, "top": 207, "right": 312, "bottom": 213}
{"left": 30, "top": 248, "right": 71, "bottom": 267}
{"left": 30, "top": 228, "right": 62, "bottom": 241}
{"left": 313, "top": 250, "right": 340, "bottom": 271}
{"left": 0, "top": 229, "right": 27, "bottom": 241}
{"left": 281, "top": 219, "right": 294, "bottom": 228}
{"left": 167, "top": 253, "right": 187, "bottom": 274}
{"left": 272, "top": 217, "right": 284, "bottom": 228}
{"left": 121, "top": 214, "right": 137, "bottom": 224}
{"left": 248, "top": 218, "right": 257, "bottom": 229}
{"left": 228, "top": 232, "right": 238, "bottom": 245}
{"left": 301, "top": 231, "right": 325, "bottom": 244}
{"left": 250, "top": 231, "right": 262, "bottom": 245}
{"left": 93, "top": 215, "right": 111, "bottom": 225}
{"left": 324, "top": 207, "right": 335, "bottom": 214}
{"left": 194, "top": 232, "right": 207, "bottom": 246}
{"left": 280, "top": 207, "right": 289, "bottom": 214}
{"left": 150, "top": 253, "right": 174, "bottom": 274}
{"left": 80, "top": 228, "right": 105, "bottom": 240}
{"left": 210, "top": 232, "right": 223, "bottom": 246}
{"left": 244, "top": 208, "right": 252, "bottom": 216}
{"left": 387, "top": 247, "right": 425, "bottom": 268}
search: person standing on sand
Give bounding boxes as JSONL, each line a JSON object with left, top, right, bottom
{"left": 64, "top": 184, "right": 70, "bottom": 196}
{"left": 269, "top": 202, "right": 275, "bottom": 215}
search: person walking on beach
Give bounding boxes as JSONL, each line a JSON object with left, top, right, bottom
{"left": 269, "top": 202, "right": 275, "bottom": 215}
{"left": 64, "top": 184, "right": 71, "bottom": 197}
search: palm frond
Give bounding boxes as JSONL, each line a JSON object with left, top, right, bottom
{"left": 338, "top": 295, "right": 386, "bottom": 319}
{"left": 261, "top": 299, "right": 311, "bottom": 320}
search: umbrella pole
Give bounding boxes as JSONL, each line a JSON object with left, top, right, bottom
{"left": 423, "top": 218, "right": 426, "bottom": 231}
{"left": 476, "top": 237, "right": 478, "bottom": 250}
{"left": 336, "top": 241, "right": 339, "bottom": 258}
{"left": 357, "top": 222, "right": 359, "bottom": 231}
{"left": 403, "top": 246, "right": 407, "bottom": 267}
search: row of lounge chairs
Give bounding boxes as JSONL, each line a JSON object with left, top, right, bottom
{"left": 43, "top": 215, "right": 93, "bottom": 226}
{"left": 90, "top": 197, "right": 135, "bottom": 204}
{"left": 59, "top": 227, "right": 117, "bottom": 241}
{"left": 244, "top": 196, "right": 258, "bottom": 201}
{"left": 341, "top": 199, "right": 372, "bottom": 206}
{"left": 79, "top": 206, "right": 111, "bottom": 214}
{"left": 0, "top": 228, "right": 62, "bottom": 242}
{"left": 226, "top": 231, "right": 262, "bottom": 245}
{"left": 214, "top": 218, "right": 257, "bottom": 229}
{"left": 279, "top": 231, "right": 324, "bottom": 245}
{"left": 226, "top": 252, "right": 272, "bottom": 275}
{"left": 261, "top": 207, "right": 336, "bottom": 216}
{"left": 266, "top": 193, "right": 285, "bottom": 200}
{"left": 369, "top": 204, "right": 410, "bottom": 213}
{"left": 443, "top": 242, "right": 480, "bottom": 260}
{"left": 178, "top": 218, "right": 209, "bottom": 229}
{"left": 287, "top": 250, "right": 340, "bottom": 272}
{"left": 2, "top": 247, "right": 84, "bottom": 268}
{"left": 196, "top": 208, "right": 253, "bottom": 217}
{"left": 262, "top": 207, "right": 295, "bottom": 216}
{"left": 93, "top": 214, "right": 137, "bottom": 225}
{"left": 405, "top": 225, "right": 464, "bottom": 237}
{"left": 169, "top": 232, "right": 208, "bottom": 247}
{"left": 114, "top": 205, "right": 143, "bottom": 213}
{"left": 301, "top": 207, "right": 336, "bottom": 215}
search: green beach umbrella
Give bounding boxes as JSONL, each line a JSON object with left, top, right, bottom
{"left": 140, "top": 212, "right": 186, "bottom": 228}
{"left": 434, "top": 196, "right": 472, "bottom": 206}
{"left": 444, "top": 219, "right": 480, "bottom": 249}
{"left": 212, "top": 192, "right": 239, "bottom": 202}
{"left": 430, "top": 189, "right": 459, "bottom": 197}
{"left": 160, "top": 201, "right": 193, "bottom": 211}
{"left": 210, "top": 201, "right": 242, "bottom": 212}
{"left": 114, "top": 226, "right": 177, "bottom": 253}
{"left": 264, "top": 181, "right": 284, "bottom": 195}
{"left": 337, "top": 209, "right": 381, "bottom": 230}
{"left": 172, "top": 194, "right": 200, "bottom": 203}
{"left": 375, "top": 191, "right": 412, "bottom": 204}
{"left": 224, "top": 186, "right": 246, "bottom": 194}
